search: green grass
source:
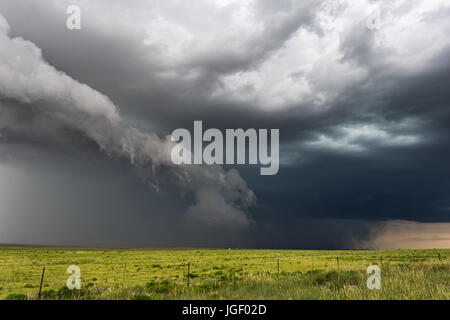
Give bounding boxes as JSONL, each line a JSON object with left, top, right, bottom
{"left": 0, "top": 246, "right": 448, "bottom": 300}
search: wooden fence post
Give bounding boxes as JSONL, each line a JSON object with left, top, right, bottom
{"left": 380, "top": 254, "right": 383, "bottom": 267}
{"left": 438, "top": 252, "right": 441, "bottom": 261}
{"left": 337, "top": 256, "right": 340, "bottom": 284}
{"left": 38, "top": 263, "right": 46, "bottom": 300}
{"left": 187, "top": 261, "right": 190, "bottom": 287}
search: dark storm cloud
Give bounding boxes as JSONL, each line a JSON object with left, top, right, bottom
{"left": 0, "top": 0, "right": 325, "bottom": 134}
{"left": 0, "top": 0, "right": 449, "bottom": 248}
{"left": 0, "top": 8, "right": 257, "bottom": 231}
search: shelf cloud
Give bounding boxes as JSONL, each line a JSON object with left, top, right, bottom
{"left": 0, "top": 13, "right": 255, "bottom": 229}
{"left": 0, "top": 0, "right": 449, "bottom": 248}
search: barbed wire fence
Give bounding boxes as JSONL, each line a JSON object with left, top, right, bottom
{"left": 0, "top": 250, "right": 447, "bottom": 299}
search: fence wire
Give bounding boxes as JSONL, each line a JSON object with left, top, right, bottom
{"left": 0, "top": 250, "right": 448, "bottom": 299}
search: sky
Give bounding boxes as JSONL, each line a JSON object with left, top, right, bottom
{"left": 0, "top": 0, "right": 449, "bottom": 249}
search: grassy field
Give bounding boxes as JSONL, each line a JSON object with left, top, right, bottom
{"left": 0, "top": 246, "right": 448, "bottom": 300}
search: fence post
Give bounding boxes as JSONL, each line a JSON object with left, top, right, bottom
{"left": 38, "top": 263, "right": 46, "bottom": 300}
{"left": 337, "top": 256, "right": 340, "bottom": 284}
{"left": 187, "top": 261, "right": 190, "bottom": 287}
{"left": 380, "top": 254, "right": 383, "bottom": 267}
{"left": 438, "top": 252, "right": 441, "bottom": 261}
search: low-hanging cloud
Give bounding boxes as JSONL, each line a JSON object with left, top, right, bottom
{"left": 0, "top": 14, "right": 255, "bottom": 228}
